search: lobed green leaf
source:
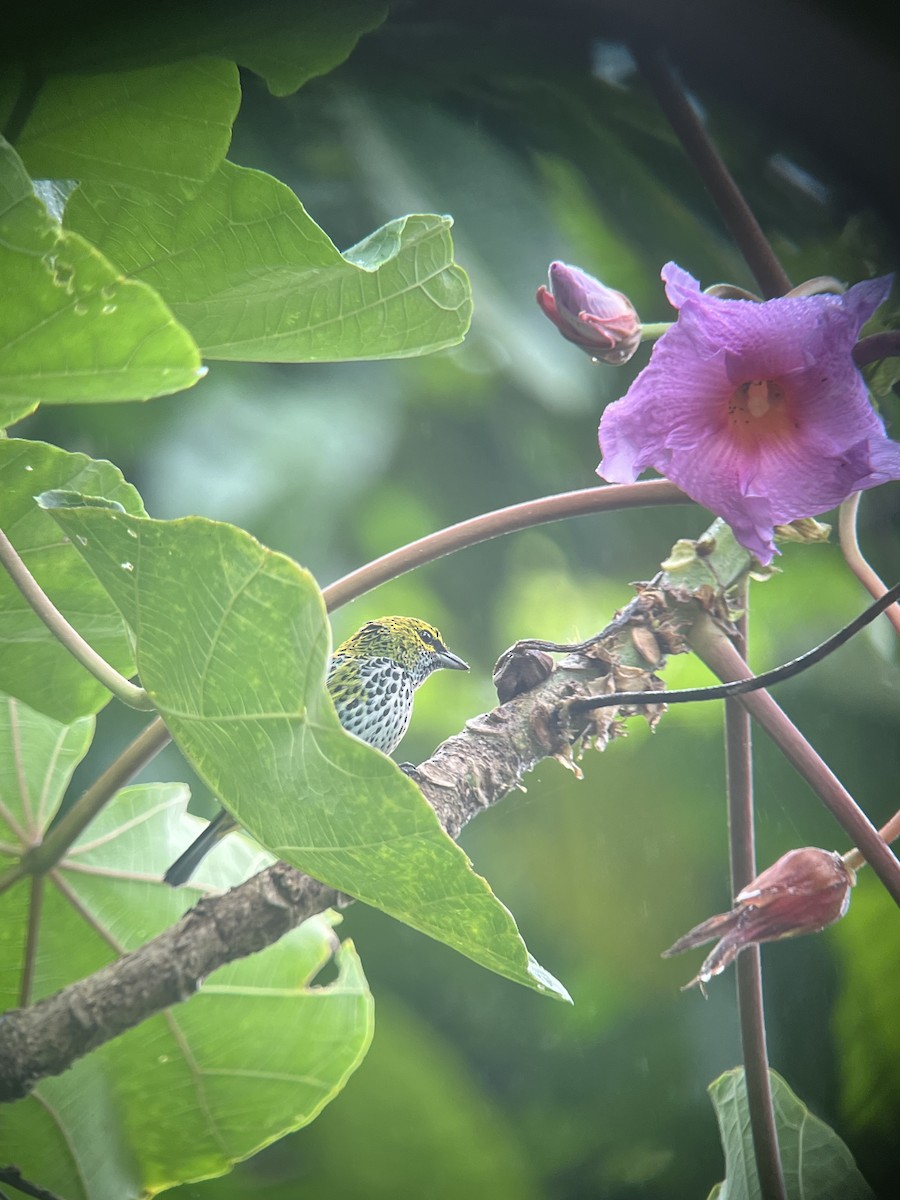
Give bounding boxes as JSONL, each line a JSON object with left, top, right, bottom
{"left": 42, "top": 500, "right": 567, "bottom": 999}
{"left": 0, "top": 695, "right": 373, "bottom": 1198}
{"left": 15, "top": 59, "right": 240, "bottom": 195}
{"left": 0, "top": 440, "right": 145, "bottom": 722}
{"left": 65, "top": 161, "right": 473, "bottom": 361}
{"left": 0, "top": 140, "right": 204, "bottom": 424}
{"left": 707, "top": 1067, "right": 874, "bottom": 1199}
{"left": 29, "top": 1, "right": 386, "bottom": 97}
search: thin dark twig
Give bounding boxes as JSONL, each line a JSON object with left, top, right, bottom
{"left": 725, "top": 599, "right": 787, "bottom": 1200}
{"left": 632, "top": 44, "right": 792, "bottom": 299}
{"left": 570, "top": 581, "right": 900, "bottom": 713}
{"left": 0, "top": 1166, "right": 65, "bottom": 1200}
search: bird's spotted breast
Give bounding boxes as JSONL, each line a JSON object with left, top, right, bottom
{"left": 329, "top": 656, "right": 415, "bottom": 754}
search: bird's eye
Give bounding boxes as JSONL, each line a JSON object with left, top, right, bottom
{"left": 420, "top": 629, "right": 435, "bottom": 645}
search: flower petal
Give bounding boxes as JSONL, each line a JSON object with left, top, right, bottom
{"left": 599, "top": 263, "right": 899, "bottom": 561}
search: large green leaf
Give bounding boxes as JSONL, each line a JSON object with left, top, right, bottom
{"left": 179, "top": 995, "right": 542, "bottom": 1200}
{"left": 29, "top": 1, "right": 386, "bottom": 96}
{"left": 0, "top": 692, "right": 94, "bottom": 878}
{"left": 707, "top": 1068, "right": 874, "bottom": 1200}
{"left": 0, "top": 140, "right": 203, "bottom": 424}
{"left": 0, "top": 695, "right": 373, "bottom": 1199}
{"left": 15, "top": 59, "right": 240, "bottom": 195}
{"left": 42, "top": 500, "right": 567, "bottom": 1000}
{"left": 65, "top": 161, "right": 473, "bottom": 361}
{"left": 0, "top": 440, "right": 146, "bottom": 722}
{"left": 221, "top": 0, "right": 388, "bottom": 95}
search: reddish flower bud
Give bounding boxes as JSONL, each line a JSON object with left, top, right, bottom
{"left": 536, "top": 261, "right": 641, "bottom": 364}
{"left": 663, "top": 847, "right": 855, "bottom": 990}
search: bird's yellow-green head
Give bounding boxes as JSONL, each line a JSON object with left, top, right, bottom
{"left": 333, "top": 616, "right": 468, "bottom": 685}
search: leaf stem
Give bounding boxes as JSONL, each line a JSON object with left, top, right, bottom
{"left": 632, "top": 44, "right": 792, "bottom": 299}
{"left": 724, "top": 593, "right": 787, "bottom": 1200}
{"left": 18, "top": 875, "right": 44, "bottom": 1008}
{"left": 0, "top": 526, "right": 155, "bottom": 710}
{"left": 322, "top": 479, "right": 687, "bottom": 610}
{"left": 690, "top": 616, "right": 900, "bottom": 907}
{"left": 2, "top": 65, "right": 43, "bottom": 146}
{"left": 639, "top": 321, "right": 672, "bottom": 342}
{"left": 844, "top": 809, "right": 900, "bottom": 872}
{"left": 851, "top": 330, "right": 900, "bottom": 369}
{"left": 838, "top": 494, "right": 900, "bottom": 638}
{"left": 0, "top": 718, "right": 172, "bottom": 892}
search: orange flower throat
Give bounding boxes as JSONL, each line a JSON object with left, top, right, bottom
{"left": 728, "top": 379, "right": 793, "bottom": 445}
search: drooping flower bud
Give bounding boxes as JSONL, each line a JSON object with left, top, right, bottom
{"left": 663, "top": 847, "right": 855, "bottom": 990}
{"left": 536, "top": 261, "right": 641, "bottom": 364}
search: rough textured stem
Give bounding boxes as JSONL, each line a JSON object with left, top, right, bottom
{"left": 0, "top": 865, "right": 341, "bottom": 1102}
{"left": 633, "top": 44, "right": 792, "bottom": 299}
{"left": 322, "top": 480, "right": 687, "bottom": 609}
{"left": 691, "top": 616, "right": 900, "bottom": 906}
{"left": 0, "top": 526, "right": 154, "bottom": 711}
{"left": 725, "top": 602, "right": 787, "bottom": 1200}
{"left": 838, "top": 494, "right": 900, "bottom": 638}
{"left": 569, "top": 581, "right": 900, "bottom": 712}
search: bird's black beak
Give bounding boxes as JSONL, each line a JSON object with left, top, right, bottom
{"left": 438, "top": 648, "right": 469, "bottom": 671}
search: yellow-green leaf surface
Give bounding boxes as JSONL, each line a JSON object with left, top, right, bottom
{"left": 42, "top": 501, "right": 567, "bottom": 1000}
{"left": 15, "top": 59, "right": 239, "bottom": 194}
{"left": 65, "top": 161, "right": 473, "bottom": 361}
{"left": 707, "top": 1068, "right": 874, "bottom": 1200}
{"left": 0, "top": 440, "right": 146, "bottom": 722}
{"left": 0, "top": 140, "right": 203, "bottom": 424}
{"left": 0, "top": 695, "right": 373, "bottom": 1199}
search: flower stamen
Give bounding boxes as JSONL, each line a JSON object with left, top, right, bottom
{"left": 728, "top": 379, "right": 791, "bottom": 444}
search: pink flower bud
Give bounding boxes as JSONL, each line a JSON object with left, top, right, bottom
{"left": 663, "top": 847, "right": 855, "bottom": 990}
{"left": 536, "top": 261, "right": 641, "bottom": 364}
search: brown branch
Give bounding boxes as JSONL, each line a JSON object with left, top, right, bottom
{"left": 724, "top": 601, "right": 787, "bottom": 1200}
{"left": 0, "top": 866, "right": 341, "bottom": 1103}
{"left": 633, "top": 44, "right": 792, "bottom": 299}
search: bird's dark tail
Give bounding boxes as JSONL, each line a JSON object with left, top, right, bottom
{"left": 163, "top": 809, "right": 237, "bottom": 887}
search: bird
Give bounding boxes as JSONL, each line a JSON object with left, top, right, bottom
{"left": 163, "top": 616, "right": 469, "bottom": 886}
